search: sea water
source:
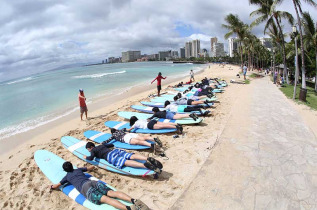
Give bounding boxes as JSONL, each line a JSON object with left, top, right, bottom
{"left": 0, "top": 61, "right": 206, "bottom": 139}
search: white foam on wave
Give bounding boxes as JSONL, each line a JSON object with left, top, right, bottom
{"left": 73, "top": 70, "right": 126, "bottom": 79}
{"left": 0, "top": 106, "right": 79, "bottom": 140}
{"left": 6, "top": 77, "right": 33, "bottom": 85}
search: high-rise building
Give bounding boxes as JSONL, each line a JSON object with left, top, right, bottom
{"left": 213, "top": 43, "right": 225, "bottom": 57}
{"left": 210, "top": 37, "right": 218, "bottom": 57}
{"left": 158, "top": 50, "right": 171, "bottom": 60}
{"left": 259, "top": 37, "right": 272, "bottom": 50}
{"left": 180, "top": 47, "right": 185, "bottom": 58}
{"left": 191, "top": 39, "right": 201, "bottom": 58}
{"left": 185, "top": 42, "right": 192, "bottom": 58}
{"left": 228, "top": 37, "right": 238, "bottom": 57}
{"left": 200, "top": 48, "right": 209, "bottom": 58}
{"left": 171, "top": 51, "right": 179, "bottom": 58}
{"left": 122, "top": 51, "right": 141, "bottom": 62}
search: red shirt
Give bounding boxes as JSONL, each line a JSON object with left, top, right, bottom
{"left": 151, "top": 75, "right": 166, "bottom": 86}
{"left": 79, "top": 93, "right": 86, "bottom": 107}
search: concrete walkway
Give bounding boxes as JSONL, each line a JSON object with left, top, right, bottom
{"left": 171, "top": 77, "right": 317, "bottom": 210}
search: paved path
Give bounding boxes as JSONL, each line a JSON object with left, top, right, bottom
{"left": 171, "top": 77, "right": 317, "bottom": 210}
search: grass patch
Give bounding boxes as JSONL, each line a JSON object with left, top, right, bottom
{"left": 245, "top": 79, "right": 250, "bottom": 84}
{"left": 249, "top": 73, "right": 263, "bottom": 78}
{"left": 280, "top": 84, "right": 317, "bottom": 110}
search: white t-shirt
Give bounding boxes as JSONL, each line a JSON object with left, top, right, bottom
{"left": 132, "top": 119, "right": 148, "bottom": 129}
{"left": 243, "top": 66, "right": 247, "bottom": 72}
{"left": 165, "top": 104, "right": 178, "bottom": 112}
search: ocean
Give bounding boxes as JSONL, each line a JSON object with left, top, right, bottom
{"left": 0, "top": 61, "right": 206, "bottom": 140}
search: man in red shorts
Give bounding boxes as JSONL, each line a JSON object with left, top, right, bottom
{"left": 151, "top": 72, "right": 166, "bottom": 96}
{"left": 79, "top": 89, "right": 88, "bottom": 120}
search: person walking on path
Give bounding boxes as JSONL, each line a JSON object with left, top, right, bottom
{"left": 273, "top": 71, "right": 278, "bottom": 84}
{"left": 190, "top": 70, "right": 195, "bottom": 81}
{"left": 151, "top": 72, "right": 166, "bottom": 97}
{"left": 79, "top": 89, "right": 88, "bottom": 120}
{"left": 243, "top": 64, "right": 248, "bottom": 80}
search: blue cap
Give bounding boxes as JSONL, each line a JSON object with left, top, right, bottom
{"left": 79, "top": 89, "right": 83, "bottom": 92}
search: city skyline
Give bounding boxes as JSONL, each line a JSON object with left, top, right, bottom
{"left": 1, "top": 0, "right": 317, "bottom": 82}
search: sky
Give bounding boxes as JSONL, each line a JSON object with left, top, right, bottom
{"left": 1, "top": 0, "right": 317, "bottom": 82}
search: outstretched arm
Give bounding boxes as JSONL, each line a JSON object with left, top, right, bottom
{"left": 50, "top": 183, "right": 62, "bottom": 190}
{"left": 87, "top": 165, "right": 95, "bottom": 171}
{"left": 151, "top": 77, "right": 157, "bottom": 84}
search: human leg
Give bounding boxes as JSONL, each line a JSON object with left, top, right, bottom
{"left": 173, "top": 113, "right": 190, "bottom": 119}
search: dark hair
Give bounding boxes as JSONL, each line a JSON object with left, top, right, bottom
{"left": 111, "top": 128, "right": 117, "bottom": 134}
{"left": 164, "top": 101, "right": 170, "bottom": 107}
{"left": 158, "top": 72, "right": 162, "bottom": 76}
{"left": 189, "top": 86, "right": 193, "bottom": 90}
{"left": 173, "top": 96, "right": 178, "bottom": 101}
{"left": 85, "top": 142, "right": 95, "bottom": 149}
{"left": 62, "top": 161, "right": 74, "bottom": 172}
{"left": 177, "top": 93, "right": 182, "bottom": 98}
{"left": 152, "top": 107, "right": 160, "bottom": 113}
{"left": 130, "top": 116, "right": 138, "bottom": 126}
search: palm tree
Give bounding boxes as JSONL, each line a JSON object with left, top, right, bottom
{"left": 250, "top": 0, "right": 294, "bottom": 84}
{"left": 289, "top": 0, "right": 317, "bottom": 99}
{"left": 222, "top": 14, "right": 249, "bottom": 68}
{"left": 302, "top": 12, "right": 317, "bottom": 92}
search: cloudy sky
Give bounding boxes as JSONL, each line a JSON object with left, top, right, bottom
{"left": 1, "top": 0, "right": 317, "bottom": 82}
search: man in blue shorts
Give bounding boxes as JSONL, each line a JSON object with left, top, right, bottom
{"left": 50, "top": 162, "right": 148, "bottom": 210}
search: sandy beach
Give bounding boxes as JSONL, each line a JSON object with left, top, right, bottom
{"left": 0, "top": 64, "right": 258, "bottom": 209}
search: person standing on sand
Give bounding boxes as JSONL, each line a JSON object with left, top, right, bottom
{"left": 151, "top": 72, "right": 166, "bottom": 96}
{"left": 243, "top": 64, "right": 248, "bottom": 80}
{"left": 78, "top": 89, "right": 88, "bottom": 120}
{"left": 190, "top": 69, "right": 195, "bottom": 81}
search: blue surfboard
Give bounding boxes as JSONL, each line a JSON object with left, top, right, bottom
{"left": 174, "top": 87, "right": 223, "bottom": 93}
{"left": 150, "top": 96, "right": 216, "bottom": 103}
{"left": 61, "top": 136, "right": 155, "bottom": 176}
{"left": 104, "top": 121, "right": 177, "bottom": 134}
{"left": 131, "top": 105, "right": 207, "bottom": 115}
{"left": 34, "top": 150, "right": 131, "bottom": 209}
{"left": 118, "top": 111, "right": 203, "bottom": 125}
{"left": 84, "top": 130, "right": 152, "bottom": 150}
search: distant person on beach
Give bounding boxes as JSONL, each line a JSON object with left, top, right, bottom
{"left": 243, "top": 64, "right": 247, "bottom": 80}
{"left": 151, "top": 72, "right": 166, "bottom": 96}
{"left": 84, "top": 142, "right": 163, "bottom": 173}
{"left": 78, "top": 89, "right": 88, "bottom": 120}
{"left": 274, "top": 71, "right": 278, "bottom": 84}
{"left": 50, "top": 162, "right": 149, "bottom": 210}
{"left": 190, "top": 70, "right": 195, "bottom": 81}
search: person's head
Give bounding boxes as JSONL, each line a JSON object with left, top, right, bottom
{"left": 173, "top": 96, "right": 179, "bottom": 101}
{"left": 130, "top": 116, "right": 138, "bottom": 126}
{"left": 181, "top": 82, "right": 183, "bottom": 84}
{"left": 177, "top": 93, "right": 182, "bottom": 98}
{"left": 158, "top": 72, "right": 162, "bottom": 76}
{"left": 191, "top": 69, "right": 193, "bottom": 72}
{"left": 189, "top": 86, "right": 193, "bottom": 90}
{"left": 85, "top": 142, "right": 95, "bottom": 152}
{"left": 152, "top": 107, "right": 160, "bottom": 113}
{"left": 79, "top": 89, "right": 84, "bottom": 95}
{"left": 110, "top": 128, "right": 117, "bottom": 134}
{"left": 164, "top": 101, "right": 170, "bottom": 107}
{"left": 62, "top": 161, "right": 74, "bottom": 173}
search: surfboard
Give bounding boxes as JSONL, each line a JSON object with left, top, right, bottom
{"left": 104, "top": 121, "right": 177, "bottom": 134}
{"left": 131, "top": 105, "right": 208, "bottom": 115}
{"left": 34, "top": 150, "right": 131, "bottom": 210}
{"left": 140, "top": 101, "right": 213, "bottom": 108}
{"left": 118, "top": 111, "right": 203, "bottom": 125}
{"left": 84, "top": 130, "right": 151, "bottom": 150}
{"left": 61, "top": 136, "right": 155, "bottom": 176}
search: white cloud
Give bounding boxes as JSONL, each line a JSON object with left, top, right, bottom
{"left": 0, "top": 0, "right": 316, "bottom": 82}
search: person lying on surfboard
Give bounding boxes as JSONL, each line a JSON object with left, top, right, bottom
{"left": 126, "top": 116, "right": 183, "bottom": 134}
{"left": 50, "top": 161, "right": 149, "bottom": 210}
{"left": 164, "top": 101, "right": 210, "bottom": 116}
{"left": 83, "top": 142, "right": 163, "bottom": 173}
{"left": 102, "top": 128, "right": 163, "bottom": 148}
{"left": 173, "top": 95, "right": 211, "bottom": 108}
{"left": 176, "top": 92, "right": 214, "bottom": 101}
{"left": 149, "top": 107, "right": 198, "bottom": 121}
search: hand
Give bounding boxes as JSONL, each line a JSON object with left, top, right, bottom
{"left": 83, "top": 155, "right": 87, "bottom": 159}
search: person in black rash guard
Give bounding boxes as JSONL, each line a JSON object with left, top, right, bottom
{"left": 83, "top": 142, "right": 162, "bottom": 173}
{"left": 149, "top": 107, "right": 198, "bottom": 121}
{"left": 50, "top": 162, "right": 149, "bottom": 210}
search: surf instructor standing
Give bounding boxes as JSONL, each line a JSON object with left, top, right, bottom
{"left": 151, "top": 72, "right": 166, "bottom": 97}
{"left": 79, "top": 89, "right": 88, "bottom": 120}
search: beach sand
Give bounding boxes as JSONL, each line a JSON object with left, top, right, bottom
{"left": 0, "top": 63, "right": 243, "bottom": 210}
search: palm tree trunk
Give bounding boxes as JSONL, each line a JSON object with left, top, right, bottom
{"left": 315, "top": 48, "right": 317, "bottom": 92}
{"left": 240, "top": 42, "right": 243, "bottom": 68}
{"left": 274, "top": 16, "right": 289, "bottom": 84}
{"left": 293, "top": 0, "right": 306, "bottom": 90}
